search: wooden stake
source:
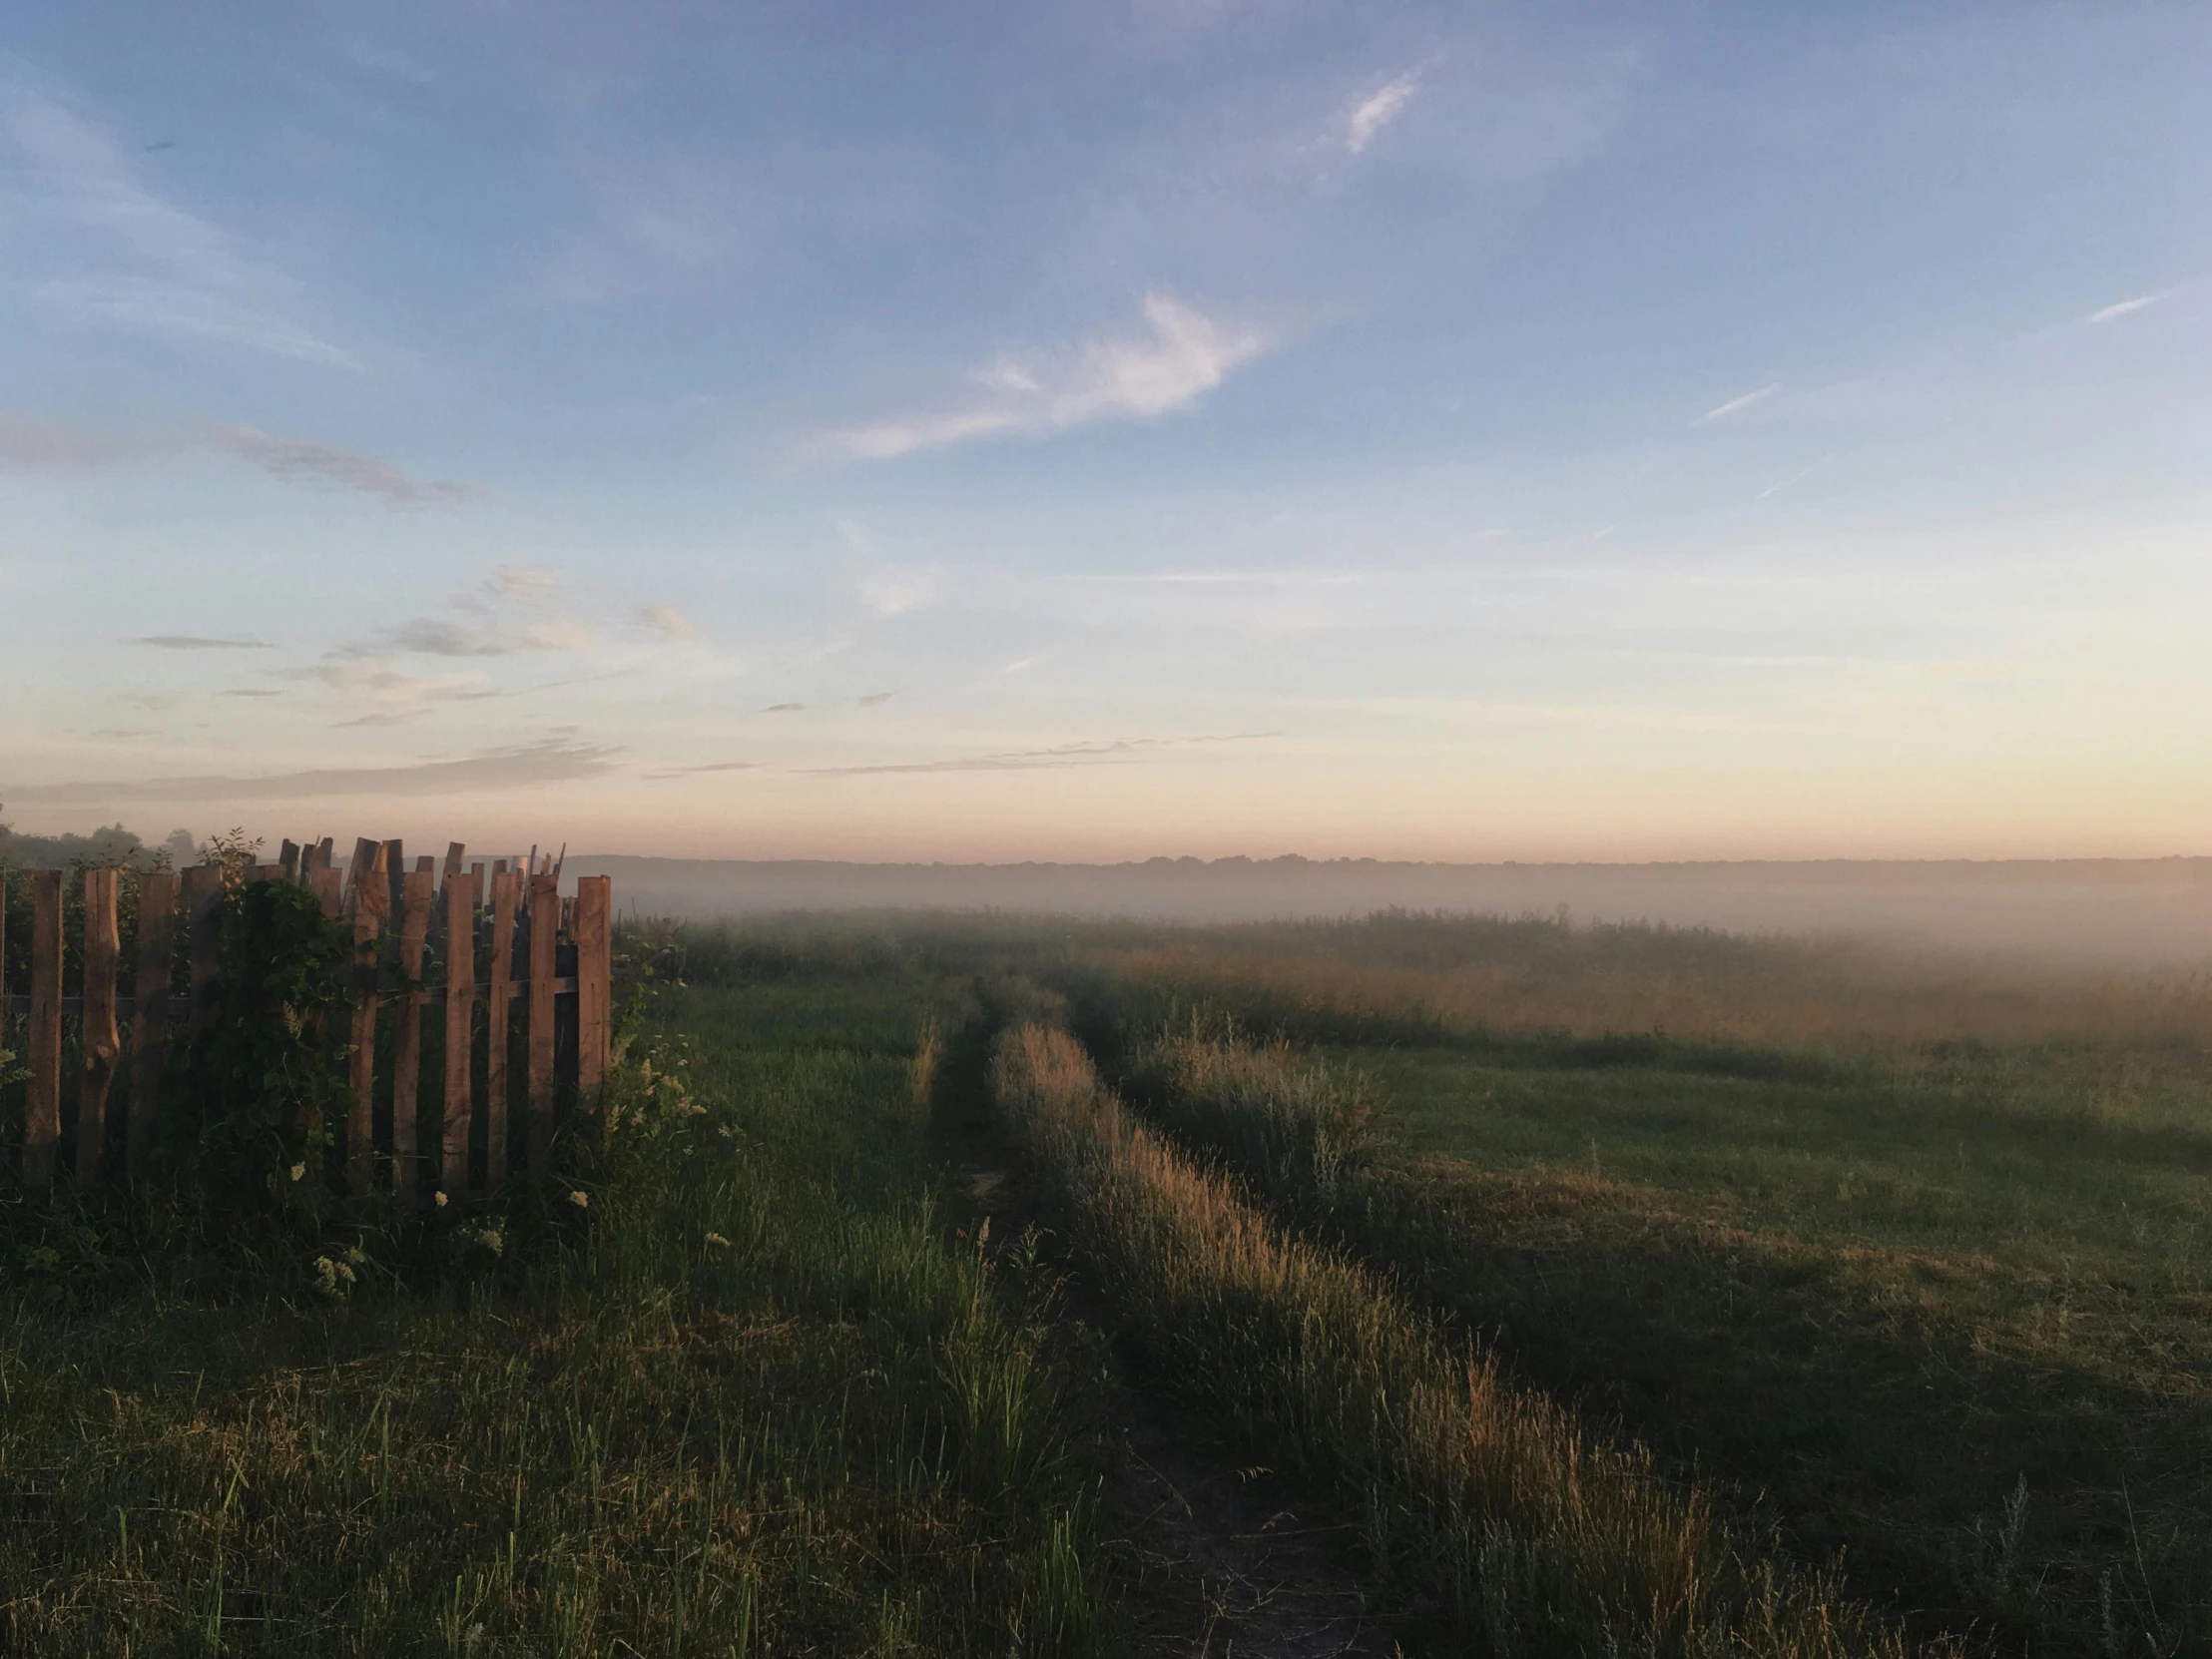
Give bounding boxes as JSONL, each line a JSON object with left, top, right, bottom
{"left": 77, "top": 868, "right": 122, "bottom": 1188}
{"left": 527, "top": 871, "right": 558, "bottom": 1173}
{"left": 487, "top": 869, "right": 517, "bottom": 1186}
{"left": 392, "top": 865, "right": 433, "bottom": 1207}
{"left": 278, "top": 838, "right": 301, "bottom": 879}
{"left": 346, "top": 837, "right": 379, "bottom": 917}
{"left": 129, "top": 870, "right": 178, "bottom": 1177}
{"left": 182, "top": 864, "right": 224, "bottom": 1034}
{"left": 442, "top": 869, "right": 473, "bottom": 1198}
{"left": 24, "top": 870, "right": 63, "bottom": 1188}
{"left": 308, "top": 865, "right": 343, "bottom": 918}
{"left": 347, "top": 843, "right": 389, "bottom": 1194}
{"left": 575, "top": 875, "right": 612, "bottom": 1133}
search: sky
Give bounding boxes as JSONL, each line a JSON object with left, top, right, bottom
{"left": 2, "top": 1, "right": 2208, "bottom": 863}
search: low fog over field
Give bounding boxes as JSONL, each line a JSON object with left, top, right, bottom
{"left": 574, "top": 855, "right": 2212, "bottom": 971}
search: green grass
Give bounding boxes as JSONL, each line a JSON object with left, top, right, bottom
{"left": 1068, "top": 928, "right": 2212, "bottom": 1658}
{"left": 986, "top": 1013, "right": 1914, "bottom": 1659}
{"left": 0, "top": 967, "right": 1115, "bottom": 1656}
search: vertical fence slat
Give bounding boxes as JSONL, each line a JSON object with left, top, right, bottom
{"left": 77, "top": 868, "right": 122, "bottom": 1189}
{"left": 527, "top": 872, "right": 558, "bottom": 1172}
{"left": 392, "top": 866, "right": 432, "bottom": 1207}
{"left": 487, "top": 869, "right": 517, "bottom": 1187}
{"left": 25, "top": 870, "right": 63, "bottom": 1188}
{"left": 308, "top": 865, "right": 343, "bottom": 918}
{"left": 347, "top": 844, "right": 389, "bottom": 1194}
{"left": 129, "top": 870, "right": 177, "bottom": 1177}
{"left": 279, "top": 838, "right": 300, "bottom": 879}
{"left": 181, "top": 864, "right": 224, "bottom": 1035}
{"left": 384, "top": 840, "right": 406, "bottom": 932}
{"left": 575, "top": 876, "right": 611, "bottom": 1129}
{"left": 442, "top": 870, "right": 473, "bottom": 1198}
{"left": 346, "top": 837, "right": 378, "bottom": 916}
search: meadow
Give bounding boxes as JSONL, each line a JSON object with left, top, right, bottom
{"left": 1063, "top": 912, "right": 2212, "bottom": 1656}
{"left": 5, "top": 904, "right": 2206, "bottom": 1655}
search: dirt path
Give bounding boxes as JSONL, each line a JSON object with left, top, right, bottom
{"left": 961, "top": 1165, "right": 1403, "bottom": 1659}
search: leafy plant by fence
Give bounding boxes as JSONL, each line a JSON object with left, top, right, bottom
{"left": 0, "top": 834, "right": 611, "bottom": 1206}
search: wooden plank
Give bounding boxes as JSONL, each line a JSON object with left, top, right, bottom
{"left": 486, "top": 869, "right": 517, "bottom": 1186}
{"left": 346, "top": 836, "right": 379, "bottom": 917}
{"left": 346, "top": 843, "right": 389, "bottom": 1194}
{"left": 384, "top": 839, "right": 406, "bottom": 933}
{"left": 527, "top": 872, "right": 558, "bottom": 1174}
{"left": 313, "top": 835, "right": 334, "bottom": 873}
{"left": 24, "top": 870, "right": 63, "bottom": 1188}
{"left": 574, "top": 875, "right": 612, "bottom": 1131}
{"left": 181, "top": 863, "right": 225, "bottom": 1034}
{"left": 391, "top": 865, "right": 433, "bottom": 1207}
{"left": 443, "top": 841, "right": 466, "bottom": 889}
{"left": 441, "top": 868, "right": 473, "bottom": 1197}
{"left": 467, "top": 860, "right": 487, "bottom": 910}
{"left": 308, "top": 865, "right": 343, "bottom": 918}
{"left": 77, "top": 868, "right": 122, "bottom": 1189}
{"left": 129, "top": 871, "right": 178, "bottom": 1177}
{"left": 279, "top": 838, "right": 300, "bottom": 879}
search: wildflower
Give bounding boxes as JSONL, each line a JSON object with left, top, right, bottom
{"left": 476, "top": 1227, "right": 505, "bottom": 1257}
{"left": 704, "top": 1231, "right": 731, "bottom": 1250}
{"left": 434, "top": 1190, "right": 449, "bottom": 1209}
{"left": 567, "top": 1189, "right": 590, "bottom": 1209}
{"left": 289, "top": 1162, "right": 305, "bottom": 1183}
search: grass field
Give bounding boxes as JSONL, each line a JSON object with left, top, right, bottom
{"left": 9, "top": 906, "right": 2206, "bottom": 1656}
{"left": 0, "top": 963, "right": 1114, "bottom": 1656}
{"left": 1066, "top": 912, "right": 2212, "bottom": 1657}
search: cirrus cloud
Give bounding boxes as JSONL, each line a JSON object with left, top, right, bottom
{"left": 810, "top": 293, "right": 1269, "bottom": 461}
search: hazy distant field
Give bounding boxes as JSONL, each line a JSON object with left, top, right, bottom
{"left": 578, "top": 854, "right": 2212, "bottom": 969}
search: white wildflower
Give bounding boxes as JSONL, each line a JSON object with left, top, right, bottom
{"left": 704, "top": 1231, "right": 731, "bottom": 1250}
{"left": 567, "top": 1189, "right": 590, "bottom": 1209}
{"left": 289, "top": 1162, "right": 305, "bottom": 1183}
{"left": 433, "top": 1190, "right": 449, "bottom": 1209}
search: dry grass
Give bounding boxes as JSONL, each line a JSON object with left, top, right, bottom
{"left": 988, "top": 1018, "right": 1921, "bottom": 1659}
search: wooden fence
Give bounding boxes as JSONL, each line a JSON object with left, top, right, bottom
{"left": 0, "top": 836, "right": 611, "bottom": 1200}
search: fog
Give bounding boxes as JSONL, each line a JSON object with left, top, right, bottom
{"left": 571, "top": 855, "right": 2212, "bottom": 972}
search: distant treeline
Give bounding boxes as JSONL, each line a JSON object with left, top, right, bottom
{"left": 0, "top": 818, "right": 199, "bottom": 870}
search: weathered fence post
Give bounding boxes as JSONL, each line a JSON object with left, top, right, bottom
{"left": 576, "top": 875, "right": 612, "bottom": 1130}
{"left": 391, "top": 862, "right": 433, "bottom": 1206}
{"left": 527, "top": 872, "right": 558, "bottom": 1172}
{"left": 348, "top": 843, "right": 390, "bottom": 1194}
{"left": 130, "top": 870, "right": 178, "bottom": 1177}
{"left": 442, "top": 865, "right": 473, "bottom": 1198}
{"left": 25, "top": 870, "right": 63, "bottom": 1188}
{"left": 78, "top": 868, "right": 122, "bottom": 1189}
{"left": 487, "top": 868, "right": 517, "bottom": 1186}
{"left": 182, "top": 863, "right": 224, "bottom": 1033}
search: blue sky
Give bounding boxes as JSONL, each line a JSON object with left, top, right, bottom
{"left": 2, "top": 2, "right": 2208, "bottom": 860}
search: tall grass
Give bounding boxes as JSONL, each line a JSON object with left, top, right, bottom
{"left": 1116, "top": 1015, "right": 2210, "bottom": 1657}
{"left": 987, "top": 1017, "right": 1919, "bottom": 1659}
{"left": 0, "top": 977, "right": 1112, "bottom": 1656}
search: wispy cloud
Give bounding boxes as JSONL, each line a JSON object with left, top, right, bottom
{"left": 2, "top": 739, "right": 620, "bottom": 805}
{"left": 2084, "top": 289, "right": 2177, "bottom": 325}
{"left": 856, "top": 691, "right": 896, "bottom": 707}
{"left": 202, "top": 424, "right": 487, "bottom": 506}
{"left": 801, "top": 732, "right": 1280, "bottom": 776}
{"left": 762, "top": 702, "right": 806, "bottom": 713}
{"left": 812, "top": 293, "right": 1268, "bottom": 460}
{"left": 1346, "top": 73, "right": 1419, "bottom": 154}
{"left": 381, "top": 617, "right": 592, "bottom": 657}
{"left": 1698, "top": 382, "right": 1782, "bottom": 423}
{"left": 131, "top": 634, "right": 272, "bottom": 650}
{"left": 643, "top": 759, "right": 759, "bottom": 780}
{"left": 0, "top": 409, "right": 483, "bottom": 506}
{"left": 636, "top": 604, "right": 704, "bottom": 643}
{"left": 0, "top": 80, "right": 352, "bottom": 365}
